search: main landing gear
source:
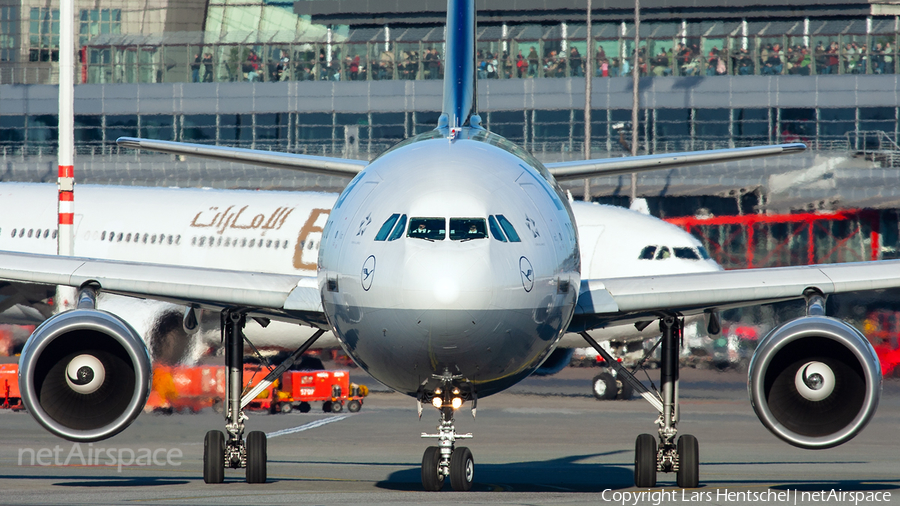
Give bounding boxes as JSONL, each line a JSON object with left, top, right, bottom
{"left": 202, "top": 311, "right": 325, "bottom": 484}
{"left": 419, "top": 375, "right": 475, "bottom": 491}
{"left": 581, "top": 317, "right": 700, "bottom": 489}
{"left": 203, "top": 312, "right": 266, "bottom": 484}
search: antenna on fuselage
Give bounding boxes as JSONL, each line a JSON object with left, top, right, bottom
{"left": 438, "top": 0, "right": 478, "bottom": 135}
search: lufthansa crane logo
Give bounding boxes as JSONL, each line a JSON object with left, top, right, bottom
{"left": 519, "top": 256, "right": 534, "bottom": 292}
{"left": 361, "top": 255, "right": 376, "bottom": 291}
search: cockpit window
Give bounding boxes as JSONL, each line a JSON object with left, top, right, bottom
{"left": 495, "top": 215, "right": 521, "bottom": 242}
{"left": 655, "top": 247, "right": 671, "bottom": 260}
{"left": 639, "top": 246, "right": 657, "bottom": 260}
{"left": 375, "top": 214, "right": 400, "bottom": 241}
{"left": 698, "top": 246, "right": 711, "bottom": 260}
{"left": 449, "top": 218, "right": 487, "bottom": 241}
{"left": 488, "top": 216, "right": 507, "bottom": 242}
{"left": 674, "top": 247, "right": 700, "bottom": 260}
{"left": 408, "top": 217, "right": 446, "bottom": 241}
{"left": 387, "top": 214, "right": 407, "bottom": 241}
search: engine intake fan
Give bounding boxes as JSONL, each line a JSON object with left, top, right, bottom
{"left": 748, "top": 316, "right": 881, "bottom": 449}
{"left": 19, "top": 309, "right": 152, "bottom": 442}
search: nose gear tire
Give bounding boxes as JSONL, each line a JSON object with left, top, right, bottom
{"left": 421, "top": 446, "right": 445, "bottom": 491}
{"left": 449, "top": 446, "right": 474, "bottom": 491}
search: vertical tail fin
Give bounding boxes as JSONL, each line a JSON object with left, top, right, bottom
{"left": 440, "top": 0, "right": 476, "bottom": 130}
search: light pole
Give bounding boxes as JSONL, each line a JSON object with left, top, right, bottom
{"left": 630, "top": 0, "right": 640, "bottom": 205}
{"left": 583, "top": 0, "right": 592, "bottom": 201}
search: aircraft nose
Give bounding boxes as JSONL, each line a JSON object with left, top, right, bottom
{"left": 401, "top": 246, "right": 492, "bottom": 310}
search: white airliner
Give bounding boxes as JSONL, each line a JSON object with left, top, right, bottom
{"left": 0, "top": 0, "right": 889, "bottom": 492}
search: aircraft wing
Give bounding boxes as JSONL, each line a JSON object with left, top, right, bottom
{"left": 116, "top": 137, "right": 366, "bottom": 178}
{"left": 546, "top": 143, "right": 806, "bottom": 182}
{"left": 0, "top": 251, "right": 327, "bottom": 328}
{"left": 570, "top": 259, "right": 900, "bottom": 332}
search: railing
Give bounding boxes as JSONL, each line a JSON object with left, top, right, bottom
{"left": 847, "top": 130, "right": 900, "bottom": 167}
{"left": 2, "top": 30, "right": 898, "bottom": 85}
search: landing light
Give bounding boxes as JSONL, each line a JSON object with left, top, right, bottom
{"left": 451, "top": 397, "right": 463, "bottom": 410}
{"left": 432, "top": 397, "right": 443, "bottom": 408}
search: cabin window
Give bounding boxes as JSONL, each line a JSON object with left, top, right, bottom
{"left": 408, "top": 217, "right": 446, "bottom": 241}
{"left": 674, "top": 247, "right": 700, "bottom": 260}
{"left": 639, "top": 246, "right": 657, "bottom": 260}
{"left": 387, "top": 214, "right": 407, "bottom": 241}
{"left": 488, "top": 216, "right": 507, "bottom": 242}
{"left": 495, "top": 215, "right": 521, "bottom": 242}
{"left": 375, "top": 214, "right": 400, "bottom": 241}
{"left": 449, "top": 218, "right": 487, "bottom": 241}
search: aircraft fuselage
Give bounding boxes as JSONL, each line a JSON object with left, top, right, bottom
{"left": 318, "top": 129, "right": 580, "bottom": 397}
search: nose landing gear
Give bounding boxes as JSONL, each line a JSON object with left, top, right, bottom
{"left": 419, "top": 377, "right": 474, "bottom": 491}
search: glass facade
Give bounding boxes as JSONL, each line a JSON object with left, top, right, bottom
{"left": 0, "top": 7, "right": 16, "bottom": 63}
{"left": 70, "top": 22, "right": 900, "bottom": 85}
{"left": 2, "top": 107, "right": 897, "bottom": 157}
{"left": 3, "top": 10, "right": 900, "bottom": 85}
{"left": 28, "top": 7, "right": 59, "bottom": 62}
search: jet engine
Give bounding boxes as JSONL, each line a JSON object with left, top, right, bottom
{"left": 748, "top": 315, "right": 881, "bottom": 449}
{"left": 18, "top": 309, "right": 152, "bottom": 442}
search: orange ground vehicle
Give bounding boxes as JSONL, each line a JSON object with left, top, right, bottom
{"left": 145, "top": 365, "right": 226, "bottom": 413}
{"left": 145, "top": 365, "right": 367, "bottom": 414}
{"left": 0, "top": 363, "right": 23, "bottom": 410}
{"left": 244, "top": 369, "right": 367, "bottom": 414}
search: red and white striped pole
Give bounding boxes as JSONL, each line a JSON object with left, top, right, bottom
{"left": 57, "top": 0, "right": 75, "bottom": 311}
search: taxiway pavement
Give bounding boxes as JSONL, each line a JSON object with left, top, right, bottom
{"left": 1, "top": 367, "right": 898, "bottom": 506}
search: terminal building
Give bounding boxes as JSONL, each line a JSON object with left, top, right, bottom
{"left": 2, "top": 0, "right": 900, "bottom": 243}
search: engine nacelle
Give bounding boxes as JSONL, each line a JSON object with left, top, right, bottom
{"left": 18, "top": 309, "right": 152, "bottom": 442}
{"left": 748, "top": 316, "right": 881, "bottom": 449}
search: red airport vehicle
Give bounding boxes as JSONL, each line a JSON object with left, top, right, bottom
{"left": 145, "top": 365, "right": 225, "bottom": 413}
{"left": 145, "top": 365, "right": 367, "bottom": 414}
{"left": 245, "top": 369, "right": 368, "bottom": 414}
{"left": 0, "top": 363, "right": 23, "bottom": 410}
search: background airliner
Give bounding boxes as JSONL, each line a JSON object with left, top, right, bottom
{"left": 0, "top": 0, "right": 889, "bottom": 492}
{"left": 0, "top": 183, "right": 718, "bottom": 380}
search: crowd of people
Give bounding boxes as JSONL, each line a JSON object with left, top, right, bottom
{"left": 183, "top": 38, "right": 897, "bottom": 84}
